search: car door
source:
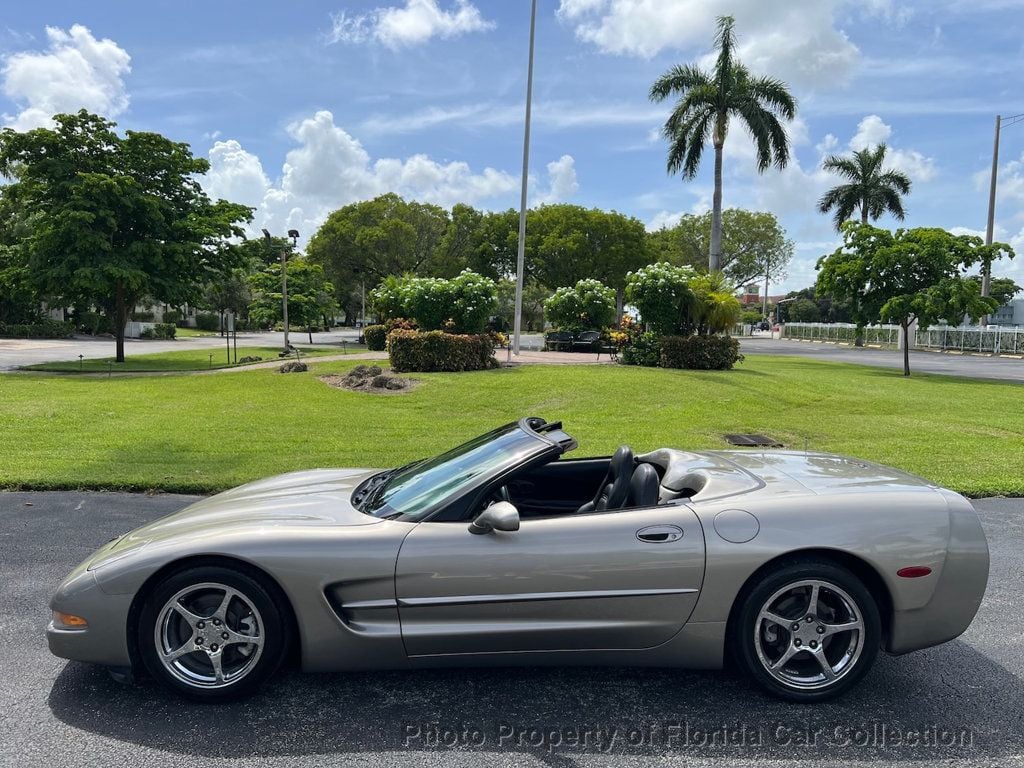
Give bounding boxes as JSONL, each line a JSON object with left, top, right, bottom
{"left": 394, "top": 503, "right": 705, "bottom": 656}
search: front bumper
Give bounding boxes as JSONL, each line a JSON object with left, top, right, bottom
{"left": 47, "top": 564, "right": 134, "bottom": 667}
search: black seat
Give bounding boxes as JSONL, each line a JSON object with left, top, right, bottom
{"left": 576, "top": 445, "right": 634, "bottom": 513}
{"left": 627, "top": 463, "right": 660, "bottom": 508}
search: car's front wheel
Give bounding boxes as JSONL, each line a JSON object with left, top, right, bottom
{"left": 734, "top": 560, "right": 881, "bottom": 702}
{"left": 138, "top": 565, "right": 290, "bottom": 701}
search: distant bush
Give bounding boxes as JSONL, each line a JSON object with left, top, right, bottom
{"left": 140, "top": 323, "right": 176, "bottom": 340}
{"left": 131, "top": 311, "right": 155, "bottom": 322}
{"left": 660, "top": 335, "right": 743, "bottom": 370}
{"left": 363, "top": 324, "right": 388, "bottom": 351}
{"left": 195, "top": 313, "right": 220, "bottom": 331}
{"left": 163, "top": 309, "right": 183, "bottom": 324}
{"left": 0, "top": 319, "right": 74, "bottom": 339}
{"left": 387, "top": 330, "right": 496, "bottom": 372}
{"left": 620, "top": 331, "right": 661, "bottom": 367}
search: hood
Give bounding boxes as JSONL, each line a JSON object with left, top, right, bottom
{"left": 87, "top": 468, "right": 382, "bottom": 570}
{"left": 711, "top": 451, "right": 939, "bottom": 495}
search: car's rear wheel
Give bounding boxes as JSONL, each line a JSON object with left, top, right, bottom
{"left": 734, "top": 560, "right": 880, "bottom": 702}
{"left": 138, "top": 565, "right": 290, "bottom": 701}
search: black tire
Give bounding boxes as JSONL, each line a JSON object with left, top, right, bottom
{"left": 733, "top": 560, "right": 881, "bottom": 703}
{"left": 138, "top": 565, "right": 291, "bottom": 702}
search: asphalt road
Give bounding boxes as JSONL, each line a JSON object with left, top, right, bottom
{"left": 740, "top": 336, "right": 1024, "bottom": 382}
{"left": 1, "top": 491, "right": 1022, "bottom": 768}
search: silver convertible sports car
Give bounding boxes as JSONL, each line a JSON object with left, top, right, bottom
{"left": 48, "top": 417, "right": 989, "bottom": 702}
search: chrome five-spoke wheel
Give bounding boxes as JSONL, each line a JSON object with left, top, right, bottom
{"left": 735, "top": 561, "right": 880, "bottom": 702}
{"left": 139, "top": 565, "right": 290, "bottom": 700}
{"left": 754, "top": 579, "right": 864, "bottom": 690}
{"left": 155, "top": 582, "right": 265, "bottom": 688}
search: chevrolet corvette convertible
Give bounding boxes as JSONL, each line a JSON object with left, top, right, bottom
{"left": 48, "top": 417, "right": 989, "bottom": 702}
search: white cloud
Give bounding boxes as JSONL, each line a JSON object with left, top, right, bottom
{"left": 328, "top": 0, "right": 494, "bottom": 48}
{"left": 848, "top": 115, "right": 937, "bottom": 182}
{"left": 204, "top": 110, "right": 575, "bottom": 240}
{"left": 535, "top": 155, "right": 579, "bottom": 205}
{"left": 557, "top": 0, "right": 860, "bottom": 88}
{"left": 1, "top": 24, "right": 130, "bottom": 131}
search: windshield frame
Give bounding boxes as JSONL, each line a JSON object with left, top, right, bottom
{"left": 362, "top": 418, "right": 567, "bottom": 523}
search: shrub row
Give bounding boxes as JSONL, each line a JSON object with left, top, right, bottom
{"left": 140, "top": 323, "right": 176, "bottom": 340}
{"left": 387, "top": 330, "right": 497, "bottom": 372}
{"left": 659, "top": 334, "right": 743, "bottom": 370}
{"left": 0, "top": 319, "right": 74, "bottom": 339}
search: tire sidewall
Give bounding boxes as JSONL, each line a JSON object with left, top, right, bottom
{"left": 138, "top": 565, "right": 289, "bottom": 701}
{"left": 735, "top": 560, "right": 881, "bottom": 702}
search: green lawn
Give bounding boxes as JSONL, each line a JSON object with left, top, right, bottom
{"left": 172, "top": 327, "right": 221, "bottom": 338}
{"left": 1, "top": 355, "right": 1021, "bottom": 496}
{"left": 23, "top": 346, "right": 342, "bottom": 373}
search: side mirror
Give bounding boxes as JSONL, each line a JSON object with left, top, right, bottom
{"left": 468, "top": 502, "right": 520, "bottom": 535}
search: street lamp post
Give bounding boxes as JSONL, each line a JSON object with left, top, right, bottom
{"left": 263, "top": 228, "right": 299, "bottom": 351}
{"left": 512, "top": 0, "right": 538, "bottom": 356}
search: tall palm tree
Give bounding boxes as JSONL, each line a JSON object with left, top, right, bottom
{"left": 650, "top": 15, "right": 796, "bottom": 272}
{"left": 817, "top": 144, "right": 912, "bottom": 229}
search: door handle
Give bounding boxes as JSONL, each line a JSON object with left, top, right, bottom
{"left": 636, "top": 525, "right": 684, "bottom": 543}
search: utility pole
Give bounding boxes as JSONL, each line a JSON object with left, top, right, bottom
{"left": 983, "top": 115, "right": 1001, "bottom": 299}
{"left": 512, "top": 0, "right": 538, "bottom": 356}
{"left": 286, "top": 229, "right": 299, "bottom": 348}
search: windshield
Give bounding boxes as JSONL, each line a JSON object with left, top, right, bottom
{"left": 362, "top": 422, "right": 549, "bottom": 521}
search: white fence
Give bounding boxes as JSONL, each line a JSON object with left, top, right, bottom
{"left": 780, "top": 322, "right": 1024, "bottom": 355}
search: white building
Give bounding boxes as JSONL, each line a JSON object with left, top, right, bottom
{"left": 990, "top": 298, "right": 1024, "bottom": 327}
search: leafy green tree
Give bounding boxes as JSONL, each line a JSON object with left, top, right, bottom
{"left": 204, "top": 269, "right": 252, "bottom": 333}
{"left": 817, "top": 144, "right": 912, "bottom": 229}
{"left": 0, "top": 110, "right": 251, "bottom": 361}
{"left": 968, "top": 275, "right": 1021, "bottom": 307}
{"left": 307, "top": 194, "right": 451, "bottom": 320}
{"left": 495, "top": 278, "right": 547, "bottom": 331}
{"left": 788, "top": 298, "right": 821, "bottom": 322}
{"left": 543, "top": 279, "right": 616, "bottom": 331}
{"left": 0, "top": 189, "right": 41, "bottom": 324}
{"left": 817, "top": 223, "right": 1009, "bottom": 375}
{"left": 649, "top": 15, "right": 796, "bottom": 272}
{"left": 649, "top": 208, "right": 793, "bottom": 287}
{"left": 249, "top": 258, "right": 339, "bottom": 343}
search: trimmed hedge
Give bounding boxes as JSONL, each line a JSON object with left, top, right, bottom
{"left": 387, "top": 329, "right": 496, "bottom": 372}
{"left": 363, "top": 324, "right": 387, "bottom": 351}
{"left": 0, "top": 319, "right": 74, "bottom": 339}
{"left": 195, "top": 312, "right": 220, "bottom": 331}
{"left": 660, "top": 334, "right": 743, "bottom": 370}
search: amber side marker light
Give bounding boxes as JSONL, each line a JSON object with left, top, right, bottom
{"left": 896, "top": 566, "right": 933, "bottom": 578}
{"left": 52, "top": 610, "right": 88, "bottom": 629}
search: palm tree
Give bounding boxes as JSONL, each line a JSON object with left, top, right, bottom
{"left": 649, "top": 15, "right": 796, "bottom": 272}
{"left": 817, "top": 144, "right": 912, "bottom": 229}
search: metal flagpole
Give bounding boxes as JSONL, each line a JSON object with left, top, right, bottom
{"left": 512, "top": 0, "right": 538, "bottom": 356}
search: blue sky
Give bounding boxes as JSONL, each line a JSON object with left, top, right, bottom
{"left": 2, "top": 0, "right": 1023, "bottom": 292}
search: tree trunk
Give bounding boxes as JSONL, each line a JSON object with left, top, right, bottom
{"left": 861, "top": 204, "right": 869, "bottom": 225}
{"left": 902, "top": 320, "right": 911, "bottom": 376}
{"left": 114, "top": 283, "right": 127, "bottom": 363}
{"left": 615, "top": 289, "right": 624, "bottom": 324}
{"left": 709, "top": 140, "right": 724, "bottom": 272}
{"left": 308, "top": 327, "right": 313, "bottom": 344}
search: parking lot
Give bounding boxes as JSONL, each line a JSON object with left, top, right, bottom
{"left": 1, "top": 491, "right": 1022, "bottom": 768}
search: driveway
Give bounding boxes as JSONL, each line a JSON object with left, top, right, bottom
{"left": 740, "top": 336, "right": 1024, "bottom": 383}
{"left": 1, "top": 491, "right": 1021, "bottom": 767}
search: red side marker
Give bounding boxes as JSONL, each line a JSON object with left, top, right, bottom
{"left": 897, "top": 566, "right": 933, "bottom": 578}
